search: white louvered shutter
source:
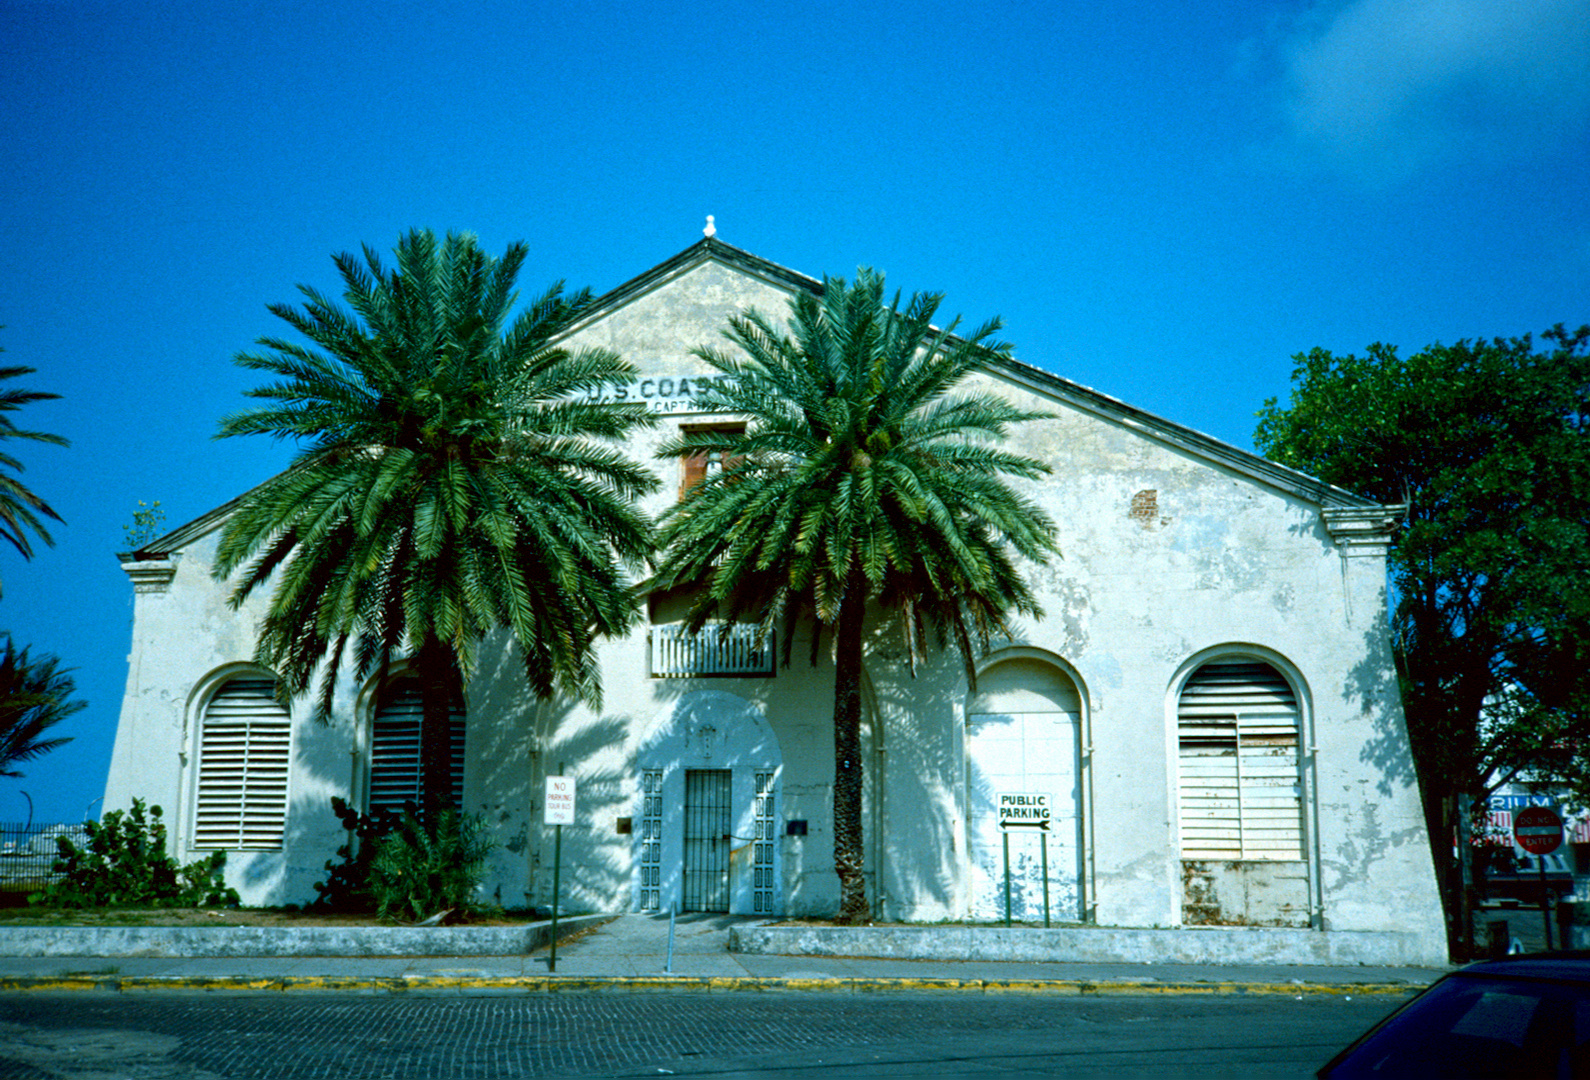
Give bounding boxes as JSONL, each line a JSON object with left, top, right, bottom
{"left": 194, "top": 677, "right": 291, "bottom": 849}
{"left": 369, "top": 679, "right": 465, "bottom": 815}
{"left": 1178, "top": 661, "right": 1303, "bottom": 861}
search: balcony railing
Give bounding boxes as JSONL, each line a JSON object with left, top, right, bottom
{"left": 650, "top": 623, "right": 774, "bottom": 677}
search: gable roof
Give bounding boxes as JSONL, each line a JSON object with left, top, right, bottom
{"left": 127, "top": 237, "right": 1377, "bottom": 562}
{"left": 558, "top": 236, "right": 1377, "bottom": 512}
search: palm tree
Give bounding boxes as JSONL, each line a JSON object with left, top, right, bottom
{"left": 0, "top": 340, "right": 68, "bottom": 597}
{"left": 0, "top": 634, "right": 80, "bottom": 779}
{"left": 652, "top": 269, "right": 1060, "bottom": 922}
{"left": 215, "top": 230, "right": 657, "bottom": 818}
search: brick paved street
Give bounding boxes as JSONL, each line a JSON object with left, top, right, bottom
{"left": 0, "top": 989, "right": 1406, "bottom": 1078}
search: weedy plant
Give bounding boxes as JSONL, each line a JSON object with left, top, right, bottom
{"left": 369, "top": 809, "right": 495, "bottom": 924}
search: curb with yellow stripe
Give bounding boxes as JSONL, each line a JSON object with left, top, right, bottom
{"left": 0, "top": 974, "right": 1427, "bottom": 997}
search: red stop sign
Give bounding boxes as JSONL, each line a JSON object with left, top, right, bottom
{"left": 1514, "top": 805, "right": 1564, "bottom": 855}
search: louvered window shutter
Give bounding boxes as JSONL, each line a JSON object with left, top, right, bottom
{"left": 1177, "top": 661, "right": 1303, "bottom": 861}
{"left": 194, "top": 677, "right": 291, "bottom": 849}
{"left": 369, "top": 678, "right": 465, "bottom": 815}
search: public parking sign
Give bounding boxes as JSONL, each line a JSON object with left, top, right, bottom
{"left": 997, "top": 792, "right": 1051, "bottom": 831}
{"left": 1514, "top": 805, "right": 1564, "bottom": 855}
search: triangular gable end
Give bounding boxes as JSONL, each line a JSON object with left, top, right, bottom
{"left": 558, "top": 237, "right": 1380, "bottom": 513}
{"left": 124, "top": 237, "right": 1386, "bottom": 578}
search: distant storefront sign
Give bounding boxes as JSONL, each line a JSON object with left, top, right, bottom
{"left": 1477, "top": 794, "right": 1590, "bottom": 848}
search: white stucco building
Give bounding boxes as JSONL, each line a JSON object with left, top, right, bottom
{"left": 105, "top": 237, "right": 1445, "bottom": 963}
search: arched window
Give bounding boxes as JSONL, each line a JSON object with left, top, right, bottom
{"left": 193, "top": 676, "right": 291, "bottom": 849}
{"left": 1177, "top": 659, "right": 1303, "bottom": 861}
{"left": 369, "top": 675, "right": 464, "bottom": 815}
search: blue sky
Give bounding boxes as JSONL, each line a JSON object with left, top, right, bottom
{"left": 1, "top": 0, "right": 1585, "bottom": 823}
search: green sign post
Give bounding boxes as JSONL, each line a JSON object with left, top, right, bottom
{"left": 544, "top": 771, "right": 576, "bottom": 972}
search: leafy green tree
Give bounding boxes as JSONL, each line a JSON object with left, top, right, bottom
{"left": 0, "top": 634, "right": 80, "bottom": 778}
{"left": 652, "top": 269, "right": 1060, "bottom": 922}
{"left": 0, "top": 338, "right": 67, "bottom": 596}
{"left": 1254, "top": 324, "right": 1590, "bottom": 953}
{"left": 215, "top": 230, "right": 657, "bottom": 818}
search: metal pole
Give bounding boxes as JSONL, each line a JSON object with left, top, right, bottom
{"left": 1003, "top": 831, "right": 1012, "bottom": 927}
{"left": 666, "top": 905, "right": 676, "bottom": 974}
{"left": 549, "top": 821, "right": 562, "bottom": 972}
{"left": 1541, "top": 858, "right": 1553, "bottom": 952}
{"left": 1041, "top": 834, "right": 1051, "bottom": 929}
{"left": 548, "top": 762, "right": 565, "bottom": 974}
{"left": 1457, "top": 795, "right": 1475, "bottom": 959}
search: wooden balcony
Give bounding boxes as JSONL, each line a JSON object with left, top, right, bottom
{"left": 649, "top": 623, "right": 774, "bottom": 677}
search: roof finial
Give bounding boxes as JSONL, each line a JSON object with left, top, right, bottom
{"left": 703, "top": 215, "right": 716, "bottom": 238}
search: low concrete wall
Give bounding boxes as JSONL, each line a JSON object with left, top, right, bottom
{"left": 0, "top": 915, "right": 610, "bottom": 958}
{"left": 730, "top": 925, "right": 1444, "bottom": 968}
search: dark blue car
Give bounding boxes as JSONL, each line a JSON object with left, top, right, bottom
{"left": 1318, "top": 954, "right": 1590, "bottom": 1078}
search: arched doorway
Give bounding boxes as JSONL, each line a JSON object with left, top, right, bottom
{"left": 965, "top": 655, "right": 1085, "bottom": 922}
{"left": 634, "top": 691, "right": 783, "bottom": 915}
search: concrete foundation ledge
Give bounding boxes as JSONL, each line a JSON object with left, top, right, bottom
{"left": 0, "top": 915, "right": 611, "bottom": 958}
{"left": 729, "top": 925, "right": 1444, "bottom": 968}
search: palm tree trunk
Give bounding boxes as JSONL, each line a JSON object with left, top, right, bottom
{"left": 832, "top": 568, "right": 869, "bottom": 924}
{"left": 414, "top": 636, "right": 457, "bottom": 824}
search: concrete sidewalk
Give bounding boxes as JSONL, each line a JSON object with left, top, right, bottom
{"left": 0, "top": 913, "right": 1449, "bottom": 996}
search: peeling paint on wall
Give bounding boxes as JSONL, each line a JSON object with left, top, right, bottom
{"left": 1129, "top": 489, "right": 1159, "bottom": 528}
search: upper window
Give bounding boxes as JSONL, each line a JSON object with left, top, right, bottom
{"left": 1176, "top": 659, "right": 1304, "bottom": 861}
{"left": 369, "top": 675, "right": 465, "bottom": 815}
{"left": 193, "top": 676, "right": 291, "bottom": 850}
{"left": 678, "top": 423, "right": 745, "bottom": 499}
{"left": 650, "top": 622, "right": 775, "bottom": 677}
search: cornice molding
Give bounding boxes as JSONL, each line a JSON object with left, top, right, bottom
{"left": 120, "top": 554, "right": 178, "bottom": 594}
{"left": 1321, "top": 505, "right": 1405, "bottom": 556}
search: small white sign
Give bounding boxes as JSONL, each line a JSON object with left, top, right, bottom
{"left": 997, "top": 791, "right": 1052, "bottom": 831}
{"left": 545, "top": 776, "right": 577, "bottom": 825}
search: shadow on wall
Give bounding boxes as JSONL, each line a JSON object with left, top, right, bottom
{"left": 538, "top": 712, "right": 635, "bottom": 914}
{"left": 1348, "top": 620, "right": 1417, "bottom": 797}
{"left": 472, "top": 637, "right": 635, "bottom": 914}
{"left": 266, "top": 693, "right": 366, "bottom": 903}
{"left": 863, "top": 640, "right": 966, "bottom": 920}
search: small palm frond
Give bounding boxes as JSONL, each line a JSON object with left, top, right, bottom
{"left": 0, "top": 634, "right": 81, "bottom": 778}
{"left": 0, "top": 348, "right": 68, "bottom": 590}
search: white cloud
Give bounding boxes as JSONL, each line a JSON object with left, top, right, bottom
{"left": 1276, "top": 0, "right": 1590, "bottom": 181}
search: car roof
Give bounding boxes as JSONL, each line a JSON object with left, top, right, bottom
{"left": 1455, "top": 952, "right": 1590, "bottom": 982}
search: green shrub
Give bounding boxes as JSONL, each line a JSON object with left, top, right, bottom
{"left": 29, "top": 799, "right": 238, "bottom": 908}
{"left": 370, "top": 809, "right": 495, "bottom": 924}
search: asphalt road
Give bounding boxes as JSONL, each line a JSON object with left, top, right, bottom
{"left": 0, "top": 989, "right": 1408, "bottom": 1079}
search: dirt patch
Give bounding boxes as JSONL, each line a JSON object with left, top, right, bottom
{"left": 0, "top": 907, "right": 545, "bottom": 929}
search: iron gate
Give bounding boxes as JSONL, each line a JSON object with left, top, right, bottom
{"left": 683, "top": 769, "right": 731, "bottom": 912}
